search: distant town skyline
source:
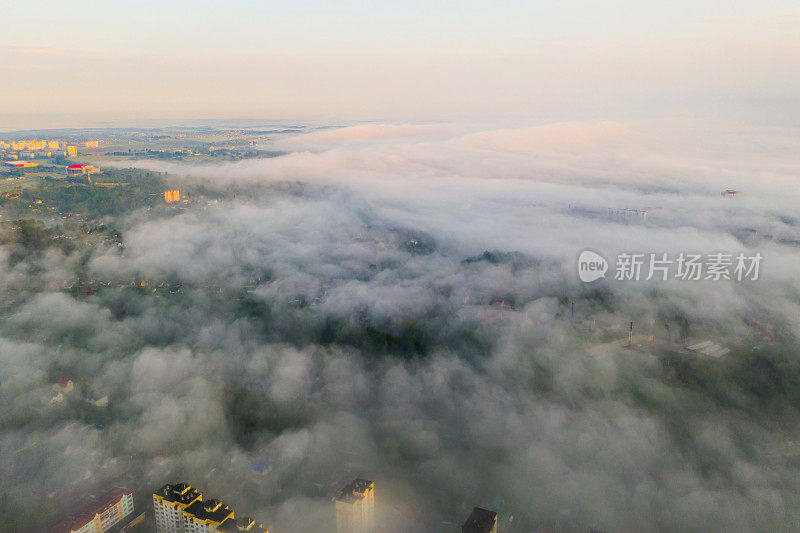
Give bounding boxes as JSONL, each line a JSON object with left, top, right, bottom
{"left": 2, "top": 0, "right": 799, "bottom": 130}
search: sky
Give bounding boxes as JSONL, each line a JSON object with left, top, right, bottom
{"left": 1, "top": 0, "right": 799, "bottom": 130}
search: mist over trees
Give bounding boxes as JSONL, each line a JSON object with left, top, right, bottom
{"left": 2, "top": 122, "right": 800, "bottom": 532}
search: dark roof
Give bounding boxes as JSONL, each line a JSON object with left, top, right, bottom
{"left": 53, "top": 487, "right": 133, "bottom": 533}
{"left": 183, "top": 498, "right": 233, "bottom": 525}
{"left": 217, "top": 516, "right": 268, "bottom": 532}
{"left": 335, "top": 478, "right": 373, "bottom": 504}
{"left": 461, "top": 507, "right": 497, "bottom": 533}
{"left": 153, "top": 483, "right": 201, "bottom": 507}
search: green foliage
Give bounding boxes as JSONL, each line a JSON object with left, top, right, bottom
{"left": 21, "top": 168, "right": 167, "bottom": 216}
{"left": 0, "top": 219, "right": 54, "bottom": 253}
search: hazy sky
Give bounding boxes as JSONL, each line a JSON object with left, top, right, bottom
{"left": 1, "top": 0, "right": 798, "bottom": 129}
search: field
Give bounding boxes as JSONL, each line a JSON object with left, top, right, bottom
{"left": 0, "top": 175, "right": 39, "bottom": 193}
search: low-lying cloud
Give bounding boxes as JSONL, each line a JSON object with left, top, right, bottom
{"left": 4, "top": 120, "right": 800, "bottom": 532}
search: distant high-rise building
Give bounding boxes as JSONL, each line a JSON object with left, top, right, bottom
{"left": 164, "top": 189, "right": 180, "bottom": 203}
{"left": 67, "top": 145, "right": 78, "bottom": 156}
{"left": 461, "top": 507, "right": 498, "bottom": 533}
{"left": 335, "top": 478, "right": 375, "bottom": 533}
{"left": 54, "top": 487, "right": 134, "bottom": 533}
{"left": 153, "top": 482, "right": 267, "bottom": 533}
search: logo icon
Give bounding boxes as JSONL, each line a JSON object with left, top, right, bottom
{"left": 578, "top": 250, "right": 608, "bottom": 282}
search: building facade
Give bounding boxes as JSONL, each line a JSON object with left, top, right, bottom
{"left": 153, "top": 483, "right": 267, "bottom": 533}
{"left": 54, "top": 487, "right": 134, "bottom": 533}
{"left": 335, "top": 478, "right": 375, "bottom": 533}
{"left": 154, "top": 483, "right": 202, "bottom": 533}
{"left": 3, "top": 160, "right": 38, "bottom": 169}
{"left": 66, "top": 163, "right": 96, "bottom": 176}
{"left": 164, "top": 189, "right": 180, "bottom": 202}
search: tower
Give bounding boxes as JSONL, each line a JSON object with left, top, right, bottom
{"left": 334, "top": 478, "right": 375, "bottom": 533}
{"left": 153, "top": 483, "right": 201, "bottom": 533}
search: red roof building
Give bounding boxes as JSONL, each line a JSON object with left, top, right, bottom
{"left": 2, "top": 160, "right": 38, "bottom": 168}
{"left": 53, "top": 487, "right": 134, "bottom": 533}
{"left": 66, "top": 163, "right": 96, "bottom": 176}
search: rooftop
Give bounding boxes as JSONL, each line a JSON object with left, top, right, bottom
{"left": 153, "top": 483, "right": 201, "bottom": 508}
{"left": 335, "top": 478, "right": 374, "bottom": 504}
{"left": 217, "top": 516, "right": 268, "bottom": 532}
{"left": 184, "top": 498, "right": 233, "bottom": 525}
{"left": 154, "top": 482, "right": 267, "bottom": 529}
{"left": 461, "top": 507, "right": 498, "bottom": 533}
